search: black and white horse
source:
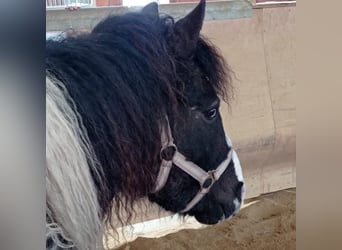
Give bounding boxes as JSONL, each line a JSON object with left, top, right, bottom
{"left": 46, "top": 1, "right": 245, "bottom": 249}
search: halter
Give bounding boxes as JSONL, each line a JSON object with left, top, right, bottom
{"left": 153, "top": 118, "right": 233, "bottom": 213}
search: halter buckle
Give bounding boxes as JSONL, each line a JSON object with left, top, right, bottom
{"left": 201, "top": 170, "right": 216, "bottom": 191}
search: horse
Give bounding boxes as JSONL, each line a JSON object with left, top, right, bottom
{"left": 46, "top": 1, "right": 245, "bottom": 249}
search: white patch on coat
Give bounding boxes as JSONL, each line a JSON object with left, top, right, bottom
{"left": 233, "top": 198, "right": 241, "bottom": 213}
{"left": 46, "top": 75, "right": 104, "bottom": 250}
{"left": 226, "top": 136, "right": 244, "bottom": 182}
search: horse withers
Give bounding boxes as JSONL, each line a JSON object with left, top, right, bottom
{"left": 46, "top": 1, "right": 245, "bottom": 249}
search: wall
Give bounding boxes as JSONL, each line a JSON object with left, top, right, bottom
{"left": 205, "top": 4, "right": 296, "bottom": 198}
{"left": 96, "top": 0, "right": 122, "bottom": 7}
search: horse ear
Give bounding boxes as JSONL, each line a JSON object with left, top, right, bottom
{"left": 141, "top": 2, "right": 159, "bottom": 18}
{"left": 172, "top": 0, "right": 206, "bottom": 57}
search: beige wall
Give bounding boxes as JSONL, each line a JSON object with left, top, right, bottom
{"left": 202, "top": 5, "right": 296, "bottom": 198}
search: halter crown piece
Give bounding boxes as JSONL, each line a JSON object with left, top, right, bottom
{"left": 153, "top": 117, "right": 233, "bottom": 213}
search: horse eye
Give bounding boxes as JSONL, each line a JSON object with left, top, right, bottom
{"left": 204, "top": 108, "right": 217, "bottom": 120}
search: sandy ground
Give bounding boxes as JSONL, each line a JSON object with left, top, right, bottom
{"left": 116, "top": 188, "right": 296, "bottom": 250}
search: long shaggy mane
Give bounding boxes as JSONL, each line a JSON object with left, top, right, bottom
{"left": 46, "top": 10, "right": 231, "bottom": 249}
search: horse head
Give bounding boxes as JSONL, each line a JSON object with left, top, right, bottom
{"left": 141, "top": 0, "right": 246, "bottom": 224}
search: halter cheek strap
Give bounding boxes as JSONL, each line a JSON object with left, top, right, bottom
{"left": 152, "top": 118, "right": 233, "bottom": 213}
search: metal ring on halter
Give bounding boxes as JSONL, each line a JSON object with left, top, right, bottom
{"left": 160, "top": 143, "right": 177, "bottom": 161}
{"left": 201, "top": 170, "right": 216, "bottom": 190}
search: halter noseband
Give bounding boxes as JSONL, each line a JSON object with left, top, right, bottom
{"left": 153, "top": 118, "right": 233, "bottom": 213}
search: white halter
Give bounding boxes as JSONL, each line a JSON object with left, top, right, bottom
{"left": 153, "top": 118, "right": 233, "bottom": 213}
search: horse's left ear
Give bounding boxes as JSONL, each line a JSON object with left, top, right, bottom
{"left": 141, "top": 2, "right": 159, "bottom": 18}
{"left": 172, "top": 0, "right": 206, "bottom": 57}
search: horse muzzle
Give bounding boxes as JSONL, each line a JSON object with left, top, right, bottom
{"left": 152, "top": 118, "right": 240, "bottom": 214}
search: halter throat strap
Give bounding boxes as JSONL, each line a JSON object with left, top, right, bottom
{"left": 152, "top": 118, "right": 233, "bottom": 213}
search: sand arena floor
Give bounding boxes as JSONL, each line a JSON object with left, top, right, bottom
{"left": 116, "top": 188, "right": 295, "bottom": 250}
